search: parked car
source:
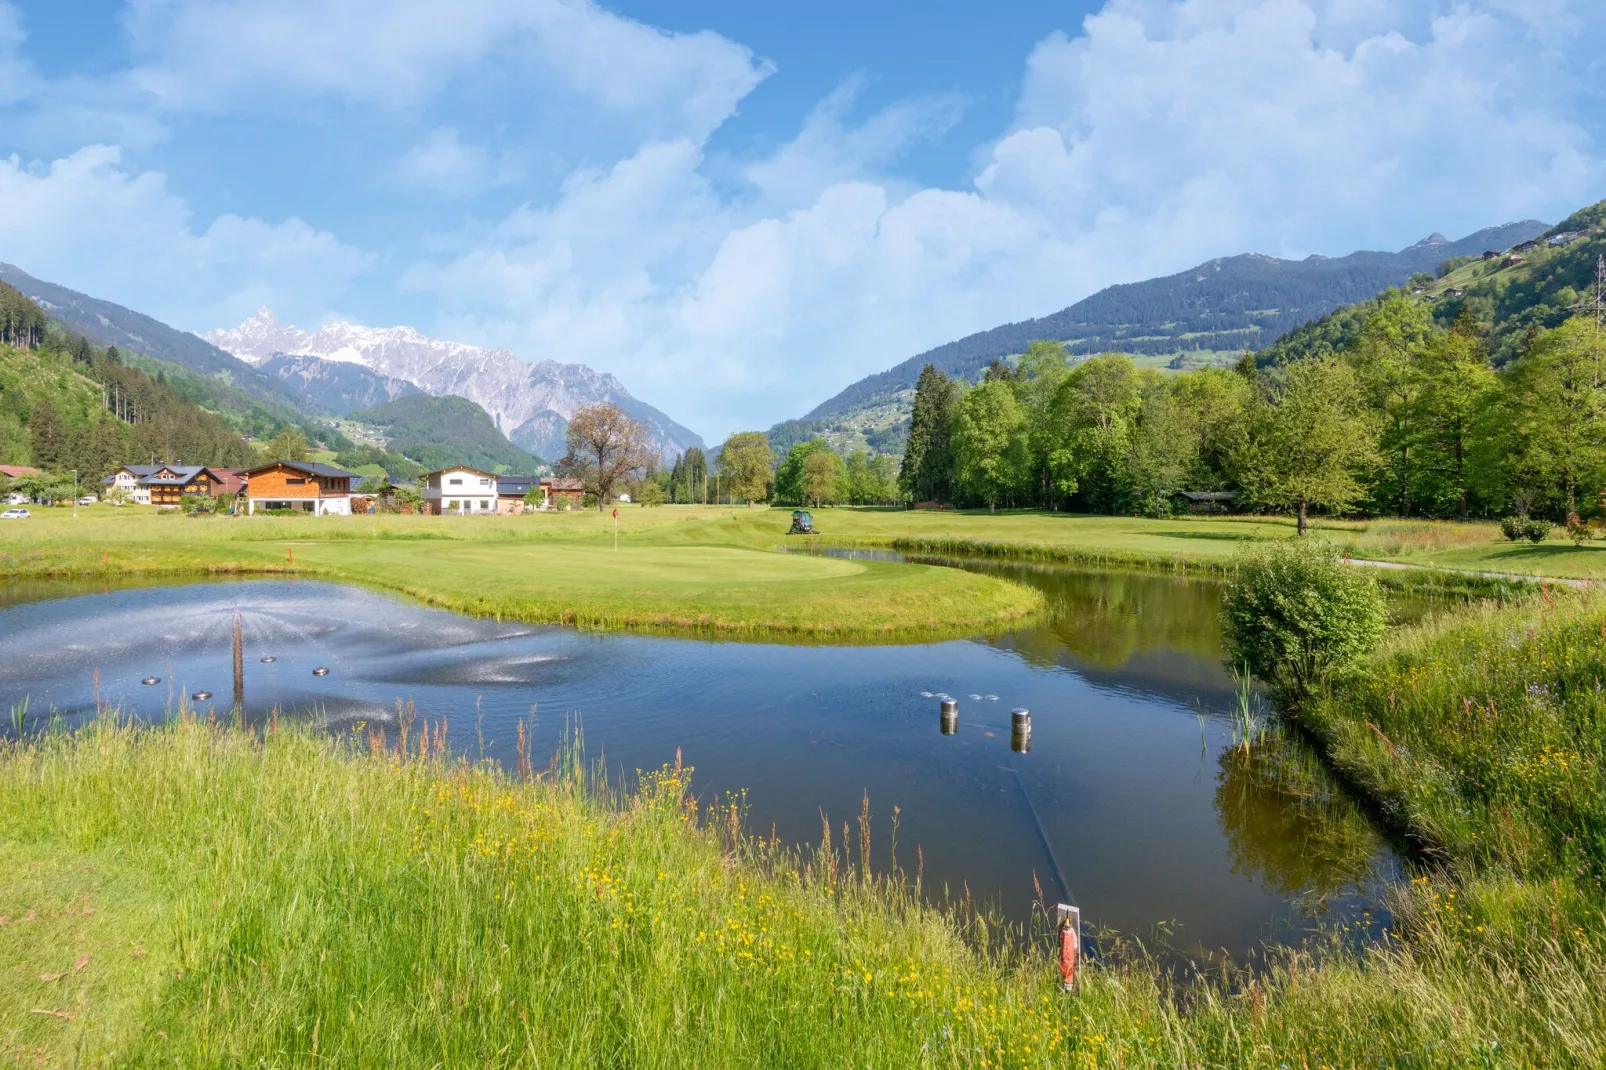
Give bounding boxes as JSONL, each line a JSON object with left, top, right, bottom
{"left": 1, "top": 507, "right": 30, "bottom": 519}
{"left": 78, "top": 495, "right": 97, "bottom": 505}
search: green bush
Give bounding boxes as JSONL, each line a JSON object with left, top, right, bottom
{"left": 1499, "top": 516, "right": 1549, "bottom": 543}
{"left": 1222, "top": 539, "right": 1386, "bottom": 697}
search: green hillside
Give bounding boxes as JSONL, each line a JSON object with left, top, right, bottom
{"left": 0, "top": 342, "right": 116, "bottom": 468}
{"left": 1262, "top": 201, "right": 1606, "bottom": 368}
{"left": 349, "top": 394, "right": 542, "bottom": 474}
{"left": 791, "top": 220, "right": 1549, "bottom": 435}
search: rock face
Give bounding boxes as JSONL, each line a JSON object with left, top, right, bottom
{"left": 258, "top": 353, "right": 421, "bottom": 416}
{"left": 207, "top": 309, "right": 704, "bottom": 462}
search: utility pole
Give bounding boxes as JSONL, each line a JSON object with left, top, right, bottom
{"left": 72, "top": 470, "right": 78, "bottom": 518}
{"left": 1571, "top": 253, "right": 1606, "bottom": 327}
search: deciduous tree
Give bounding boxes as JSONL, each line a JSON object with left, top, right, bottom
{"left": 717, "top": 432, "right": 774, "bottom": 504}
{"left": 1238, "top": 357, "right": 1378, "bottom": 535}
{"left": 561, "top": 402, "right": 653, "bottom": 511}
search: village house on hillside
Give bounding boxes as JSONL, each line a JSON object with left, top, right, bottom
{"left": 423, "top": 466, "right": 499, "bottom": 515}
{"left": 241, "top": 460, "right": 359, "bottom": 515}
{"left": 104, "top": 464, "right": 229, "bottom": 506}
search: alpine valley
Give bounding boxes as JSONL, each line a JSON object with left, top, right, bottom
{"left": 207, "top": 310, "right": 703, "bottom": 463}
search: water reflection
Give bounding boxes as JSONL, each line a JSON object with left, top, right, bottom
{"left": 1216, "top": 730, "right": 1395, "bottom": 908}
{"left": 0, "top": 564, "right": 1402, "bottom": 958}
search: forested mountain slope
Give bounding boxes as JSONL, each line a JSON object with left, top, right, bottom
{"left": 348, "top": 395, "right": 542, "bottom": 474}
{"left": 0, "top": 263, "right": 334, "bottom": 444}
{"left": 795, "top": 220, "right": 1548, "bottom": 430}
{"left": 1260, "top": 202, "right": 1606, "bottom": 368}
{"left": 0, "top": 284, "right": 256, "bottom": 477}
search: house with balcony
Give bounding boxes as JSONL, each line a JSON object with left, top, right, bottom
{"left": 422, "top": 466, "right": 499, "bottom": 515}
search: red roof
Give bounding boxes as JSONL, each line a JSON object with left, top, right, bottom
{"left": 210, "top": 468, "right": 246, "bottom": 494}
{"left": 0, "top": 465, "right": 41, "bottom": 479}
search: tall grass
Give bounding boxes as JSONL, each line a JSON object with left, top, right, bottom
{"left": 3, "top": 712, "right": 1605, "bottom": 1066}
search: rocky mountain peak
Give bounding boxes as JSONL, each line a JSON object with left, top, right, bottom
{"left": 204, "top": 311, "right": 703, "bottom": 463}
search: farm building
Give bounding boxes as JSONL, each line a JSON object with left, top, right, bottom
{"left": 242, "top": 460, "right": 359, "bottom": 515}
{"left": 542, "top": 477, "right": 584, "bottom": 509}
{"left": 423, "top": 466, "right": 499, "bottom": 515}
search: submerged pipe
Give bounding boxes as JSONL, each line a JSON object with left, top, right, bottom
{"left": 232, "top": 611, "right": 244, "bottom": 711}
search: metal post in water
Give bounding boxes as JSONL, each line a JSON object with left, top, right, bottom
{"left": 232, "top": 611, "right": 244, "bottom": 711}
{"left": 940, "top": 697, "right": 958, "bottom": 736}
{"left": 1011, "top": 707, "right": 1031, "bottom": 754}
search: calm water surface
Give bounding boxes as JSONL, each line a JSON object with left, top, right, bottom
{"left": 0, "top": 563, "right": 1402, "bottom": 959}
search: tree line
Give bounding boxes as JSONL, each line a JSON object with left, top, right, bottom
{"left": 896, "top": 296, "right": 1606, "bottom": 530}
{"left": 0, "top": 281, "right": 46, "bottom": 349}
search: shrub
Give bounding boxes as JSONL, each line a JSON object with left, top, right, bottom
{"left": 1500, "top": 516, "right": 1550, "bottom": 543}
{"left": 1222, "top": 539, "right": 1386, "bottom": 698}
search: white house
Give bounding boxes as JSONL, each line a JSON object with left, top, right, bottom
{"left": 104, "top": 464, "right": 161, "bottom": 505}
{"left": 423, "top": 466, "right": 499, "bottom": 515}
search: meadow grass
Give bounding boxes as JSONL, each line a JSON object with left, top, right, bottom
{"left": 2, "top": 710, "right": 1605, "bottom": 1067}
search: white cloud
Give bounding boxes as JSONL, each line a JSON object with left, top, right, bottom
{"left": 400, "top": 0, "right": 1606, "bottom": 440}
{"left": 742, "top": 76, "right": 966, "bottom": 208}
{"left": 0, "top": 145, "right": 371, "bottom": 332}
{"left": 4, "top": 0, "right": 1604, "bottom": 443}
{"left": 397, "top": 127, "right": 521, "bottom": 198}
{"left": 0, "top": 0, "right": 32, "bottom": 106}
{"left": 124, "top": 0, "right": 770, "bottom": 141}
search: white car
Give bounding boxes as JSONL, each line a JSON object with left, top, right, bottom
{"left": 0, "top": 508, "right": 30, "bottom": 519}
{"left": 78, "top": 496, "right": 97, "bottom": 505}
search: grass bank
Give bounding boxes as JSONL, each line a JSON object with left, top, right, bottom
{"left": 3, "top": 712, "right": 1605, "bottom": 1067}
{"left": 0, "top": 508, "right": 1042, "bottom": 640}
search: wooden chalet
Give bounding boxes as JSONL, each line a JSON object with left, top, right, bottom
{"left": 133, "top": 464, "right": 226, "bottom": 507}
{"left": 242, "top": 460, "right": 359, "bottom": 516}
{"left": 542, "top": 477, "right": 584, "bottom": 509}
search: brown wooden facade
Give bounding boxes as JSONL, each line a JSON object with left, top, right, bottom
{"left": 245, "top": 464, "right": 351, "bottom": 500}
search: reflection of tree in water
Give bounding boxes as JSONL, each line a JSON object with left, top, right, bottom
{"left": 979, "top": 564, "right": 1227, "bottom": 670}
{"left": 1215, "top": 730, "right": 1383, "bottom": 905}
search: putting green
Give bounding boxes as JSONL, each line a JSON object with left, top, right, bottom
{"left": 0, "top": 512, "right": 1044, "bottom": 639}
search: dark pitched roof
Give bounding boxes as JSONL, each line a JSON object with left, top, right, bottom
{"left": 497, "top": 476, "right": 540, "bottom": 495}
{"left": 243, "top": 460, "right": 360, "bottom": 480}
{"left": 137, "top": 465, "right": 210, "bottom": 486}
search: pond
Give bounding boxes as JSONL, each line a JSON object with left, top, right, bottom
{"left": 0, "top": 561, "right": 1403, "bottom": 961}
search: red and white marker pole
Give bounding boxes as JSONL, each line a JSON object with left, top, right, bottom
{"left": 1054, "top": 903, "right": 1080, "bottom": 992}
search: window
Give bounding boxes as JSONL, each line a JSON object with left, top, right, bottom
{"left": 286, "top": 478, "right": 306, "bottom": 485}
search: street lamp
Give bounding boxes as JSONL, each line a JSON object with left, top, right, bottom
{"left": 72, "top": 470, "right": 78, "bottom": 518}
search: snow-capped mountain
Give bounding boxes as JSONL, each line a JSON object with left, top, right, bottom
{"left": 205, "top": 309, "right": 704, "bottom": 462}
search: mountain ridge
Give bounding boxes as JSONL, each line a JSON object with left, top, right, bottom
{"left": 208, "top": 309, "right": 704, "bottom": 463}
{"left": 793, "top": 219, "right": 1551, "bottom": 432}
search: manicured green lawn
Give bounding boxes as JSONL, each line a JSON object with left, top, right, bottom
{"left": 4, "top": 504, "right": 1597, "bottom": 639}
{"left": 0, "top": 507, "right": 1042, "bottom": 639}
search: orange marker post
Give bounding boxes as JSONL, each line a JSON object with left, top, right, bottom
{"left": 1054, "top": 903, "right": 1081, "bottom": 992}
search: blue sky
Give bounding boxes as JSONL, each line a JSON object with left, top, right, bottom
{"left": 1, "top": 1, "right": 1603, "bottom": 441}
